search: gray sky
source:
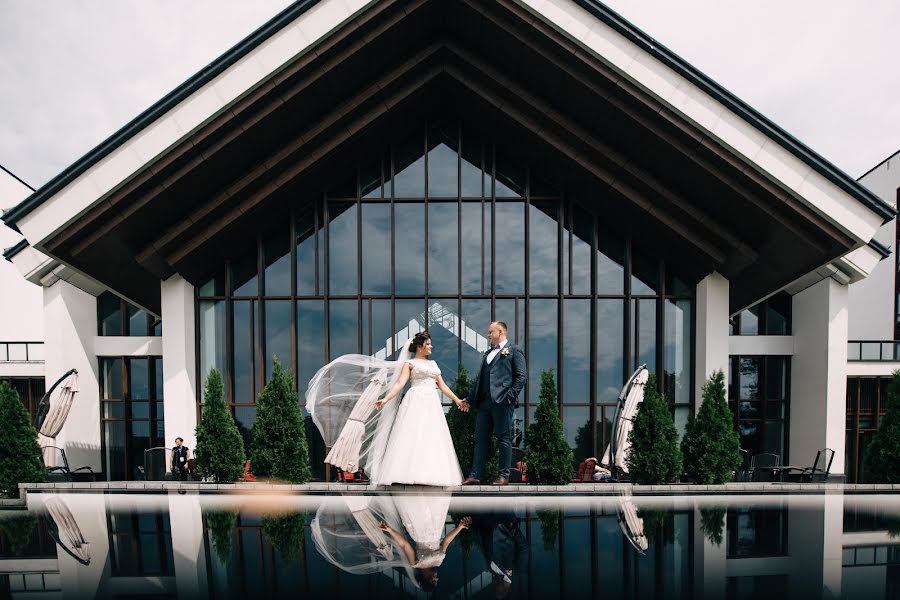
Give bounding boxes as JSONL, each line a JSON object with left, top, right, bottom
{"left": 2, "top": 0, "right": 899, "bottom": 193}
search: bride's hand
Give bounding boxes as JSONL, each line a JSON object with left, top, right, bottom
{"left": 374, "top": 397, "right": 386, "bottom": 410}
{"left": 460, "top": 516, "right": 472, "bottom": 529}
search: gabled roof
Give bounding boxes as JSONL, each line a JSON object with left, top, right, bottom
{"left": 1, "top": 0, "right": 894, "bottom": 315}
{"left": 2, "top": 0, "right": 892, "bottom": 230}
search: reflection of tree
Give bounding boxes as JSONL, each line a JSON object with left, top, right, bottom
{"left": 573, "top": 420, "right": 595, "bottom": 464}
{"left": 738, "top": 358, "right": 759, "bottom": 400}
{"left": 0, "top": 514, "right": 37, "bottom": 556}
{"left": 537, "top": 508, "right": 560, "bottom": 551}
{"left": 699, "top": 507, "right": 726, "bottom": 546}
{"left": 206, "top": 511, "right": 238, "bottom": 562}
{"left": 262, "top": 512, "right": 307, "bottom": 563}
{"left": 636, "top": 508, "right": 669, "bottom": 544}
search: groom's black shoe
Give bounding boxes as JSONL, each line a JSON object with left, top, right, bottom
{"left": 462, "top": 476, "right": 481, "bottom": 485}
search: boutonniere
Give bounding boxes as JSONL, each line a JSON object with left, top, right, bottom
{"left": 500, "top": 347, "right": 511, "bottom": 356}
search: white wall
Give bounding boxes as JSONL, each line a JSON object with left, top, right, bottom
{"left": 42, "top": 280, "right": 100, "bottom": 471}
{"left": 849, "top": 156, "right": 897, "bottom": 340}
{"left": 790, "top": 278, "right": 848, "bottom": 476}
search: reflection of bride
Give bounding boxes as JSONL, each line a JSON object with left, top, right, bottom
{"left": 310, "top": 494, "right": 469, "bottom": 592}
{"left": 305, "top": 331, "right": 466, "bottom": 486}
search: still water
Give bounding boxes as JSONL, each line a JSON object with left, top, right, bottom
{"left": 1, "top": 492, "right": 899, "bottom": 599}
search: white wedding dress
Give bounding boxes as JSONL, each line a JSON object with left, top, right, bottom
{"left": 373, "top": 359, "right": 463, "bottom": 486}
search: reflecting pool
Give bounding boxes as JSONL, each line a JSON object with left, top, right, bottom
{"left": 2, "top": 493, "right": 899, "bottom": 599}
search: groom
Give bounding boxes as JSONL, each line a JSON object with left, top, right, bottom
{"left": 461, "top": 321, "right": 527, "bottom": 486}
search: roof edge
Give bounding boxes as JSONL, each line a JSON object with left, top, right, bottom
{"left": 1, "top": 0, "right": 321, "bottom": 227}
{"left": 868, "top": 238, "right": 892, "bottom": 260}
{"left": 573, "top": 0, "right": 897, "bottom": 222}
{"left": 3, "top": 239, "right": 29, "bottom": 262}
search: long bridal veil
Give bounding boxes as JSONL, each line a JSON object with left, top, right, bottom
{"left": 304, "top": 338, "right": 415, "bottom": 482}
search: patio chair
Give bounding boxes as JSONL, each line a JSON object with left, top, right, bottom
{"left": 783, "top": 448, "right": 835, "bottom": 483}
{"left": 41, "top": 446, "right": 94, "bottom": 482}
{"left": 750, "top": 453, "right": 780, "bottom": 482}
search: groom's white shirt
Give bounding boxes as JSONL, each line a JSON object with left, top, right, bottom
{"left": 486, "top": 338, "right": 508, "bottom": 365}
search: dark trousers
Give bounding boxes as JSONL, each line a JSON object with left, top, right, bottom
{"left": 173, "top": 463, "right": 191, "bottom": 481}
{"left": 472, "top": 400, "right": 514, "bottom": 479}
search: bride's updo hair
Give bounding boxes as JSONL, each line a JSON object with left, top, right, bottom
{"left": 408, "top": 331, "right": 431, "bottom": 353}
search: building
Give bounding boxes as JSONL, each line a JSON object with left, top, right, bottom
{"left": 1, "top": 0, "right": 896, "bottom": 482}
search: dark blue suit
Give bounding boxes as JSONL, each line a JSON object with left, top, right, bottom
{"left": 469, "top": 342, "right": 527, "bottom": 480}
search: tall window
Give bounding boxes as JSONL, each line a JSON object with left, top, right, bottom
{"left": 99, "top": 357, "right": 165, "bottom": 480}
{"left": 196, "top": 119, "right": 695, "bottom": 476}
{"left": 728, "top": 356, "right": 790, "bottom": 460}
{"left": 846, "top": 376, "right": 891, "bottom": 483}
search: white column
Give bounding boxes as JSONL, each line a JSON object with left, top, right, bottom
{"left": 790, "top": 278, "right": 848, "bottom": 477}
{"left": 695, "top": 272, "right": 730, "bottom": 410}
{"left": 168, "top": 494, "right": 209, "bottom": 599}
{"left": 42, "top": 280, "right": 100, "bottom": 471}
{"left": 161, "top": 275, "right": 198, "bottom": 450}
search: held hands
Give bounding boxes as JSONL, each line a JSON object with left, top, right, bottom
{"left": 456, "top": 399, "right": 470, "bottom": 413}
{"left": 460, "top": 516, "right": 472, "bottom": 529}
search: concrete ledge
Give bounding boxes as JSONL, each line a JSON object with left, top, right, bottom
{"left": 13, "top": 482, "right": 900, "bottom": 498}
{"left": 0, "top": 498, "right": 27, "bottom": 509}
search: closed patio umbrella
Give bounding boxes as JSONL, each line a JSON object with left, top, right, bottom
{"left": 43, "top": 496, "right": 91, "bottom": 565}
{"left": 601, "top": 365, "right": 649, "bottom": 477}
{"left": 617, "top": 496, "right": 648, "bottom": 554}
{"left": 34, "top": 369, "right": 79, "bottom": 438}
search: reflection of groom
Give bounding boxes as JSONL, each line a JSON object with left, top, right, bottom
{"left": 461, "top": 321, "right": 527, "bottom": 486}
{"left": 473, "top": 510, "right": 526, "bottom": 599}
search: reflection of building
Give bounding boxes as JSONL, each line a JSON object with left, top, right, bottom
{"left": 1, "top": 0, "right": 897, "bottom": 480}
{"left": 3, "top": 494, "right": 900, "bottom": 598}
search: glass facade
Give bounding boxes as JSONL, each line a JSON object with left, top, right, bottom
{"left": 97, "top": 291, "right": 162, "bottom": 336}
{"left": 196, "top": 120, "right": 695, "bottom": 475}
{"left": 730, "top": 291, "right": 791, "bottom": 336}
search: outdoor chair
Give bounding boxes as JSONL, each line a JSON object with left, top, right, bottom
{"left": 143, "top": 446, "right": 174, "bottom": 481}
{"left": 782, "top": 448, "right": 835, "bottom": 483}
{"left": 750, "top": 453, "right": 781, "bottom": 482}
{"left": 735, "top": 449, "right": 751, "bottom": 482}
{"left": 573, "top": 457, "right": 598, "bottom": 482}
{"left": 41, "top": 446, "right": 94, "bottom": 482}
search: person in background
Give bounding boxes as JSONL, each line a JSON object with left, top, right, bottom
{"left": 171, "top": 437, "right": 192, "bottom": 481}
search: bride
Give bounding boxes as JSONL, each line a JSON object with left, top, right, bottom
{"left": 305, "top": 331, "right": 468, "bottom": 486}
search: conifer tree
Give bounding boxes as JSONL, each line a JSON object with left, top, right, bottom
{"left": 681, "top": 371, "right": 741, "bottom": 484}
{"left": 523, "top": 370, "right": 573, "bottom": 484}
{"left": 864, "top": 369, "right": 900, "bottom": 483}
{"left": 0, "top": 382, "right": 44, "bottom": 498}
{"left": 195, "top": 369, "right": 246, "bottom": 483}
{"left": 446, "top": 365, "right": 498, "bottom": 478}
{"left": 251, "top": 359, "right": 311, "bottom": 483}
{"left": 626, "top": 374, "right": 682, "bottom": 484}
